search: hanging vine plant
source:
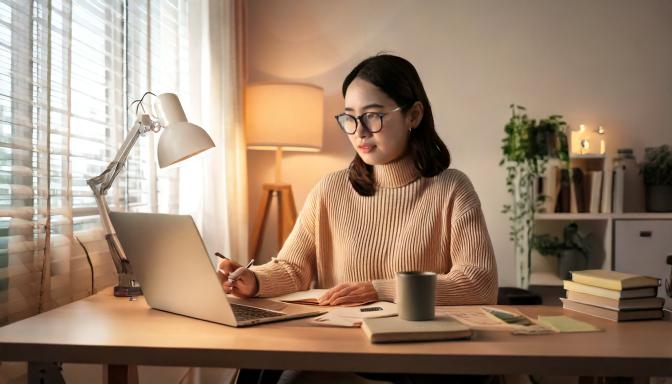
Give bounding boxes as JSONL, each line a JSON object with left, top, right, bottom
{"left": 500, "top": 105, "right": 569, "bottom": 287}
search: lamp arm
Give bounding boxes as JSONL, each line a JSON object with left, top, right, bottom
{"left": 86, "top": 115, "right": 158, "bottom": 276}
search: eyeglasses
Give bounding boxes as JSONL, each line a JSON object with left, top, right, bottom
{"left": 334, "top": 106, "right": 402, "bottom": 135}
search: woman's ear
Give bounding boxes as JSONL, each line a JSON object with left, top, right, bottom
{"left": 408, "top": 101, "right": 424, "bottom": 129}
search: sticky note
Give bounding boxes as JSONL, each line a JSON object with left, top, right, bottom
{"left": 537, "top": 315, "right": 602, "bottom": 333}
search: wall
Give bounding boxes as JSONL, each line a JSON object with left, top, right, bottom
{"left": 245, "top": 0, "right": 672, "bottom": 286}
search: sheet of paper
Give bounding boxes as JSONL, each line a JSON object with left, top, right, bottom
{"left": 273, "top": 289, "right": 328, "bottom": 303}
{"left": 537, "top": 315, "right": 602, "bottom": 333}
{"left": 436, "top": 306, "right": 533, "bottom": 331}
{"left": 311, "top": 302, "right": 398, "bottom": 328}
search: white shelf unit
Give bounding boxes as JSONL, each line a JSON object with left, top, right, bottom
{"left": 530, "top": 212, "right": 672, "bottom": 286}
{"left": 536, "top": 213, "right": 672, "bottom": 220}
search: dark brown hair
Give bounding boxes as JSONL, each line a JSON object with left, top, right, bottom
{"left": 342, "top": 54, "right": 451, "bottom": 196}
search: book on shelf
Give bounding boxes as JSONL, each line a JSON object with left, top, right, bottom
{"left": 571, "top": 269, "right": 660, "bottom": 290}
{"left": 361, "top": 315, "right": 472, "bottom": 343}
{"left": 612, "top": 165, "right": 625, "bottom": 214}
{"left": 588, "top": 171, "right": 603, "bottom": 214}
{"left": 570, "top": 167, "right": 586, "bottom": 213}
{"left": 555, "top": 169, "right": 571, "bottom": 213}
{"left": 600, "top": 161, "right": 613, "bottom": 213}
{"left": 563, "top": 280, "right": 658, "bottom": 300}
{"left": 560, "top": 298, "right": 663, "bottom": 322}
{"left": 565, "top": 290, "right": 664, "bottom": 311}
{"left": 538, "top": 163, "right": 560, "bottom": 213}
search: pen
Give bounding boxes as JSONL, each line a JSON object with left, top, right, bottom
{"left": 227, "top": 259, "right": 255, "bottom": 282}
{"left": 215, "top": 253, "right": 250, "bottom": 281}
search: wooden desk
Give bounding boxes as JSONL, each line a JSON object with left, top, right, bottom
{"left": 0, "top": 289, "right": 671, "bottom": 381}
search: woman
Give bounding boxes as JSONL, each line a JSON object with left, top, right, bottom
{"left": 219, "top": 54, "right": 498, "bottom": 307}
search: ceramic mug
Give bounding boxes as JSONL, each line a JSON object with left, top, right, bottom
{"left": 396, "top": 271, "right": 436, "bottom": 321}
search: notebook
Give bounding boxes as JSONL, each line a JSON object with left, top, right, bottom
{"left": 361, "top": 315, "right": 472, "bottom": 343}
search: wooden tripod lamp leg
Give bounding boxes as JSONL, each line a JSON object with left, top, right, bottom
{"left": 250, "top": 183, "right": 298, "bottom": 262}
{"left": 250, "top": 186, "right": 274, "bottom": 262}
{"left": 277, "top": 186, "right": 297, "bottom": 247}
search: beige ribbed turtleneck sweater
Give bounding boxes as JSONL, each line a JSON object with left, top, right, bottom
{"left": 250, "top": 155, "right": 498, "bottom": 305}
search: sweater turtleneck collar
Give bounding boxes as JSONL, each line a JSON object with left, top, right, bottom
{"left": 372, "top": 154, "right": 421, "bottom": 188}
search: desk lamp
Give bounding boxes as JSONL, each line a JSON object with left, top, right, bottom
{"left": 87, "top": 92, "right": 215, "bottom": 297}
{"left": 245, "top": 83, "right": 323, "bottom": 261}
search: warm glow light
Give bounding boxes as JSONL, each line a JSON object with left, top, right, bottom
{"left": 245, "top": 83, "right": 324, "bottom": 152}
{"left": 571, "top": 123, "right": 606, "bottom": 157}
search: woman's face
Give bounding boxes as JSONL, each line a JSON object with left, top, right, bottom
{"left": 342, "top": 78, "right": 422, "bottom": 165}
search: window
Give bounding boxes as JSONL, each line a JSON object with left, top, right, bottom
{"left": 0, "top": 0, "right": 189, "bottom": 325}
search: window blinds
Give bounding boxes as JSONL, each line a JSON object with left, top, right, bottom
{"left": 0, "top": 0, "right": 189, "bottom": 325}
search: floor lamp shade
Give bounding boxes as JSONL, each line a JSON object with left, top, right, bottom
{"left": 155, "top": 93, "right": 215, "bottom": 168}
{"left": 245, "top": 83, "right": 323, "bottom": 152}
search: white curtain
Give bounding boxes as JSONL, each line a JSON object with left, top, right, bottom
{"left": 182, "top": 0, "right": 248, "bottom": 263}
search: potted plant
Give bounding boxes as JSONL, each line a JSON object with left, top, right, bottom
{"left": 532, "top": 223, "right": 592, "bottom": 280}
{"left": 641, "top": 145, "right": 672, "bottom": 212}
{"left": 533, "top": 115, "right": 570, "bottom": 162}
{"left": 500, "top": 105, "right": 569, "bottom": 287}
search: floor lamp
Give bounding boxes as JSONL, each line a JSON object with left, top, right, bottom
{"left": 245, "top": 83, "right": 324, "bottom": 261}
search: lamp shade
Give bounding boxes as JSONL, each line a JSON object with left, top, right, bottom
{"left": 245, "top": 83, "right": 323, "bottom": 152}
{"left": 155, "top": 93, "right": 215, "bottom": 168}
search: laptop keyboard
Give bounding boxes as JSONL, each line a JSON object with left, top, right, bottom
{"left": 231, "top": 303, "right": 285, "bottom": 322}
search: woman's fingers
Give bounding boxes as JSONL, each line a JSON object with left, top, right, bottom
{"left": 318, "top": 286, "right": 339, "bottom": 304}
{"left": 331, "top": 293, "right": 365, "bottom": 306}
{"left": 318, "top": 284, "right": 346, "bottom": 304}
{"left": 320, "top": 282, "right": 378, "bottom": 306}
{"left": 222, "top": 269, "right": 258, "bottom": 298}
{"left": 218, "top": 259, "right": 246, "bottom": 289}
{"left": 218, "top": 259, "right": 240, "bottom": 273}
{"left": 321, "top": 284, "right": 356, "bottom": 305}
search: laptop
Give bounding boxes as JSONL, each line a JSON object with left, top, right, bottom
{"left": 109, "top": 211, "right": 324, "bottom": 327}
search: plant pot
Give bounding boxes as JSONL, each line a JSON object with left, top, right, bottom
{"left": 557, "top": 249, "right": 587, "bottom": 280}
{"left": 645, "top": 185, "right": 672, "bottom": 212}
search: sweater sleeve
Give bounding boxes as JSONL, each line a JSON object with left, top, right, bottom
{"left": 249, "top": 184, "right": 320, "bottom": 297}
{"left": 372, "top": 174, "right": 499, "bottom": 305}
{"left": 434, "top": 205, "right": 499, "bottom": 305}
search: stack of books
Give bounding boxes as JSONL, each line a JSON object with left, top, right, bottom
{"left": 561, "top": 269, "right": 664, "bottom": 321}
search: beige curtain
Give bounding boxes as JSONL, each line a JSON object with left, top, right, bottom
{"left": 183, "top": 0, "right": 248, "bottom": 263}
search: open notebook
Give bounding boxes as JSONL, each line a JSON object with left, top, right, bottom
{"left": 274, "top": 289, "right": 375, "bottom": 307}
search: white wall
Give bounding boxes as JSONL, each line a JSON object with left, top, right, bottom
{"left": 245, "top": 0, "right": 672, "bottom": 286}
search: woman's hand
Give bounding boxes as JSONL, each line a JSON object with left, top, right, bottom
{"left": 318, "top": 282, "right": 378, "bottom": 306}
{"left": 217, "top": 259, "right": 258, "bottom": 298}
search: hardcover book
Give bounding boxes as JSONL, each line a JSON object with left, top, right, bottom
{"left": 571, "top": 270, "right": 660, "bottom": 290}
{"left": 563, "top": 280, "right": 658, "bottom": 300}
{"left": 565, "top": 290, "right": 664, "bottom": 311}
{"left": 561, "top": 298, "right": 663, "bottom": 322}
